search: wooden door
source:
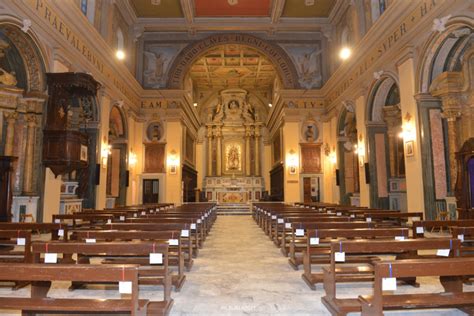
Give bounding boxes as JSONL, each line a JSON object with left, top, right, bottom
{"left": 143, "top": 179, "right": 159, "bottom": 204}
{"left": 303, "top": 177, "right": 312, "bottom": 203}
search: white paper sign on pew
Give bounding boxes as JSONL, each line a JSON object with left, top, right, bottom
{"left": 58, "top": 229, "right": 64, "bottom": 237}
{"left": 416, "top": 226, "right": 424, "bottom": 234}
{"left": 44, "top": 253, "right": 58, "bottom": 264}
{"left": 85, "top": 238, "right": 96, "bottom": 243}
{"left": 181, "top": 229, "right": 190, "bottom": 237}
{"left": 458, "top": 234, "right": 464, "bottom": 242}
{"left": 191, "top": 223, "right": 197, "bottom": 230}
{"left": 169, "top": 239, "right": 179, "bottom": 246}
{"left": 150, "top": 253, "right": 163, "bottom": 264}
{"left": 437, "top": 240, "right": 452, "bottom": 257}
{"left": 271, "top": 215, "right": 276, "bottom": 219}
{"left": 382, "top": 264, "right": 397, "bottom": 291}
{"left": 119, "top": 281, "right": 132, "bottom": 294}
{"left": 310, "top": 237, "right": 319, "bottom": 245}
{"left": 295, "top": 229, "right": 305, "bottom": 237}
{"left": 277, "top": 219, "right": 284, "bottom": 224}
{"left": 335, "top": 242, "right": 345, "bottom": 262}
{"left": 285, "top": 223, "right": 292, "bottom": 229}
{"left": 17, "top": 238, "right": 26, "bottom": 246}
{"left": 120, "top": 216, "right": 125, "bottom": 221}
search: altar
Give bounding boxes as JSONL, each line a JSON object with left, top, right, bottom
{"left": 204, "top": 176, "right": 264, "bottom": 203}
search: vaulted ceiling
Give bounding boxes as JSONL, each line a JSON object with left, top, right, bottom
{"left": 131, "top": 0, "right": 335, "bottom": 18}
{"left": 189, "top": 44, "right": 276, "bottom": 91}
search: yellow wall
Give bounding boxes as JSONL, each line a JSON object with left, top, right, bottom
{"left": 322, "top": 116, "right": 339, "bottom": 203}
{"left": 165, "top": 120, "right": 183, "bottom": 205}
{"left": 355, "top": 95, "right": 370, "bottom": 206}
{"left": 282, "top": 121, "right": 300, "bottom": 203}
{"left": 263, "top": 143, "right": 272, "bottom": 192}
{"left": 42, "top": 168, "right": 62, "bottom": 221}
{"left": 95, "top": 94, "right": 110, "bottom": 210}
{"left": 126, "top": 116, "right": 144, "bottom": 206}
{"left": 398, "top": 58, "right": 425, "bottom": 213}
{"left": 196, "top": 142, "right": 204, "bottom": 191}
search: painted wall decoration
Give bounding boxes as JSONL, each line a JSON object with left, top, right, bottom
{"left": 301, "top": 121, "right": 319, "bottom": 143}
{"left": 142, "top": 44, "right": 184, "bottom": 88}
{"left": 301, "top": 144, "right": 322, "bottom": 174}
{"left": 108, "top": 106, "right": 126, "bottom": 139}
{"left": 281, "top": 43, "right": 323, "bottom": 89}
{"left": 0, "top": 31, "right": 27, "bottom": 89}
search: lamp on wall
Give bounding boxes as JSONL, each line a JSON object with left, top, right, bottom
{"left": 129, "top": 148, "right": 137, "bottom": 170}
{"left": 167, "top": 150, "right": 179, "bottom": 174}
{"left": 399, "top": 112, "right": 416, "bottom": 141}
{"left": 286, "top": 149, "right": 298, "bottom": 174}
{"left": 101, "top": 139, "right": 111, "bottom": 169}
{"left": 355, "top": 135, "right": 366, "bottom": 167}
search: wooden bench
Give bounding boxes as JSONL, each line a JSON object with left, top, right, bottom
{"left": 71, "top": 230, "right": 186, "bottom": 291}
{"left": 0, "top": 263, "right": 150, "bottom": 315}
{"left": 359, "top": 257, "right": 474, "bottom": 315}
{"left": 412, "top": 219, "right": 474, "bottom": 237}
{"left": 52, "top": 213, "right": 115, "bottom": 228}
{"left": 0, "top": 223, "right": 68, "bottom": 240}
{"left": 302, "top": 228, "right": 410, "bottom": 290}
{"left": 286, "top": 222, "right": 376, "bottom": 268}
{"left": 31, "top": 241, "right": 173, "bottom": 315}
{"left": 322, "top": 238, "right": 461, "bottom": 316}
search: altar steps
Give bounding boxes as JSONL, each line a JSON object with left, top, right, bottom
{"left": 216, "top": 203, "right": 251, "bottom": 215}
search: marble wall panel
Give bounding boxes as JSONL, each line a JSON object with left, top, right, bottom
{"left": 429, "top": 109, "right": 447, "bottom": 199}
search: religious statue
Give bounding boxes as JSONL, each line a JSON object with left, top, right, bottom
{"left": 213, "top": 102, "right": 224, "bottom": 122}
{"left": 143, "top": 51, "right": 169, "bottom": 87}
{"left": 0, "top": 67, "right": 17, "bottom": 86}
{"left": 228, "top": 100, "right": 239, "bottom": 110}
{"left": 305, "top": 125, "right": 315, "bottom": 142}
{"left": 242, "top": 102, "right": 254, "bottom": 122}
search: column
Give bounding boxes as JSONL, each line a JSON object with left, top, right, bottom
{"left": 383, "top": 107, "right": 402, "bottom": 178}
{"left": 3, "top": 112, "right": 18, "bottom": 156}
{"left": 245, "top": 126, "right": 251, "bottom": 176}
{"left": 23, "top": 114, "right": 37, "bottom": 194}
{"left": 254, "top": 126, "right": 261, "bottom": 176}
{"left": 355, "top": 94, "right": 370, "bottom": 207}
{"left": 441, "top": 102, "right": 461, "bottom": 193}
{"left": 207, "top": 126, "right": 213, "bottom": 176}
{"left": 215, "top": 126, "right": 222, "bottom": 176}
{"left": 398, "top": 58, "right": 425, "bottom": 213}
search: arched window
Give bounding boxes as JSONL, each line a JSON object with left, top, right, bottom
{"left": 80, "top": 0, "right": 95, "bottom": 24}
{"left": 371, "top": 0, "right": 387, "bottom": 23}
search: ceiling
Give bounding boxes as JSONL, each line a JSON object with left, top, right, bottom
{"left": 130, "top": 0, "right": 336, "bottom": 18}
{"left": 189, "top": 44, "right": 277, "bottom": 91}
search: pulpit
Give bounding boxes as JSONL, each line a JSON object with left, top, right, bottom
{"left": 0, "top": 156, "right": 17, "bottom": 222}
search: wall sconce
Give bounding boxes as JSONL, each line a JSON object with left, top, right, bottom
{"left": 101, "top": 140, "right": 111, "bottom": 168}
{"left": 129, "top": 149, "right": 137, "bottom": 170}
{"left": 329, "top": 151, "right": 337, "bottom": 165}
{"left": 286, "top": 149, "right": 298, "bottom": 174}
{"left": 167, "top": 150, "right": 179, "bottom": 174}
{"left": 399, "top": 112, "right": 416, "bottom": 142}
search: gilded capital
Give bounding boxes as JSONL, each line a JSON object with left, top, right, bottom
{"left": 25, "top": 113, "right": 37, "bottom": 126}
{"left": 3, "top": 111, "right": 18, "bottom": 122}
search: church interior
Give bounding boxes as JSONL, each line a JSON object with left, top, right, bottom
{"left": 0, "top": 0, "right": 473, "bottom": 315}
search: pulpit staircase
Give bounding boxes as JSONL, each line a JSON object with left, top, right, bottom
{"left": 216, "top": 203, "right": 251, "bottom": 215}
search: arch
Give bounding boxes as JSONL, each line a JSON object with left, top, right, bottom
{"left": 417, "top": 16, "right": 474, "bottom": 93}
{"left": 108, "top": 105, "right": 128, "bottom": 140}
{"left": 366, "top": 74, "right": 399, "bottom": 122}
{"left": 0, "top": 19, "right": 47, "bottom": 92}
{"left": 166, "top": 33, "right": 300, "bottom": 89}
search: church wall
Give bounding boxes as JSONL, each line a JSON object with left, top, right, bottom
{"left": 165, "top": 120, "right": 183, "bottom": 206}
{"left": 263, "top": 142, "right": 272, "bottom": 195}
{"left": 282, "top": 121, "right": 300, "bottom": 203}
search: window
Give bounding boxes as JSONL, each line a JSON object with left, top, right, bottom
{"left": 80, "top": 0, "right": 87, "bottom": 15}
{"left": 116, "top": 28, "right": 124, "bottom": 51}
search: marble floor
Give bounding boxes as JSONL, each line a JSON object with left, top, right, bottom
{"left": 0, "top": 215, "right": 472, "bottom": 315}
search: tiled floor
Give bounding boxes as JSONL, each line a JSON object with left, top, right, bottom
{"left": 0, "top": 216, "right": 472, "bottom": 315}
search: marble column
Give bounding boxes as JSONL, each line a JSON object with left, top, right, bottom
{"left": 23, "top": 114, "right": 37, "bottom": 194}
{"left": 255, "top": 126, "right": 261, "bottom": 176}
{"left": 441, "top": 99, "right": 461, "bottom": 193}
{"left": 215, "top": 126, "right": 222, "bottom": 176}
{"left": 207, "top": 127, "right": 213, "bottom": 176}
{"left": 245, "top": 126, "right": 251, "bottom": 176}
{"left": 382, "top": 105, "right": 402, "bottom": 178}
{"left": 3, "top": 111, "right": 18, "bottom": 156}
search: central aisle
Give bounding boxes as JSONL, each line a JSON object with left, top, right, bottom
{"left": 171, "top": 215, "right": 324, "bottom": 316}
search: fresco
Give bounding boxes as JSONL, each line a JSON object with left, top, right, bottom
{"left": 281, "top": 43, "right": 323, "bottom": 89}
{"left": 142, "top": 44, "right": 185, "bottom": 88}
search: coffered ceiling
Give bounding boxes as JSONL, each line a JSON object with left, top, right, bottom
{"left": 189, "top": 44, "right": 277, "bottom": 91}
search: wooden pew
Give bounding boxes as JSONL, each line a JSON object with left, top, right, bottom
{"left": 302, "top": 228, "right": 410, "bottom": 290}
{"left": 358, "top": 258, "right": 474, "bottom": 315}
{"left": 286, "top": 222, "right": 376, "bottom": 268}
{"left": 413, "top": 219, "right": 474, "bottom": 237}
{"left": 322, "top": 238, "right": 461, "bottom": 316}
{"left": 52, "top": 213, "right": 115, "bottom": 228}
{"left": 31, "top": 241, "right": 173, "bottom": 315}
{"left": 0, "top": 263, "right": 151, "bottom": 315}
{"left": 71, "top": 230, "right": 186, "bottom": 291}
{"left": 0, "top": 223, "right": 68, "bottom": 240}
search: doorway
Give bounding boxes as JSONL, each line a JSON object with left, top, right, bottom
{"left": 303, "top": 177, "right": 312, "bottom": 203}
{"left": 143, "top": 179, "right": 159, "bottom": 204}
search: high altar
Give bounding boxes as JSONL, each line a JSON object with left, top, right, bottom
{"left": 204, "top": 89, "right": 264, "bottom": 203}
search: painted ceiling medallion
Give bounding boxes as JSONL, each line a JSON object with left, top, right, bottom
{"left": 228, "top": 0, "right": 238, "bottom": 5}
{"left": 305, "top": 0, "right": 315, "bottom": 6}
{"left": 151, "top": 0, "right": 161, "bottom": 6}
